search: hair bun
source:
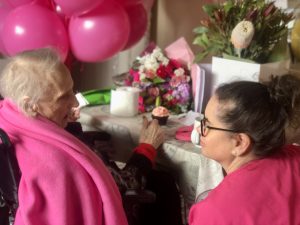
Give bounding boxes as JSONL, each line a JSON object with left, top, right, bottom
{"left": 266, "top": 76, "right": 283, "bottom": 103}
{"left": 265, "top": 74, "right": 300, "bottom": 128}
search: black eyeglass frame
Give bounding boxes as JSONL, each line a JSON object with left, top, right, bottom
{"left": 200, "top": 118, "right": 238, "bottom": 137}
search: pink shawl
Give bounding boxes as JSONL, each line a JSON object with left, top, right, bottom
{"left": 0, "top": 99, "right": 128, "bottom": 225}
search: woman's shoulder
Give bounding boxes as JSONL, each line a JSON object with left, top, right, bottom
{"left": 16, "top": 139, "right": 81, "bottom": 176}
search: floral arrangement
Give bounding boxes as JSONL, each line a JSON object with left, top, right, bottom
{"left": 125, "top": 46, "right": 192, "bottom": 114}
{"left": 193, "top": 0, "right": 294, "bottom": 63}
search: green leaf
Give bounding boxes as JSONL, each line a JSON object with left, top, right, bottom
{"left": 193, "top": 37, "right": 202, "bottom": 46}
{"left": 193, "top": 35, "right": 209, "bottom": 48}
{"left": 202, "top": 4, "right": 218, "bottom": 16}
{"left": 195, "top": 52, "right": 209, "bottom": 62}
{"left": 193, "top": 26, "right": 209, "bottom": 34}
{"left": 223, "top": 1, "right": 233, "bottom": 14}
{"left": 153, "top": 77, "right": 165, "bottom": 84}
{"left": 201, "top": 33, "right": 209, "bottom": 45}
{"left": 222, "top": 53, "right": 256, "bottom": 63}
{"left": 141, "top": 78, "right": 148, "bottom": 83}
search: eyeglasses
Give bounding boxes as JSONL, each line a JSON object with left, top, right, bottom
{"left": 198, "top": 118, "right": 238, "bottom": 137}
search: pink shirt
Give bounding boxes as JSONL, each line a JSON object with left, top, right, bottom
{"left": 189, "top": 145, "right": 300, "bottom": 225}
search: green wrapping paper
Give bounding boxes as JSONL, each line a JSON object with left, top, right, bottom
{"left": 82, "top": 89, "right": 111, "bottom": 105}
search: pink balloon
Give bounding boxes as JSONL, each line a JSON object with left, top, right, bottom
{"left": 0, "top": 2, "right": 12, "bottom": 54}
{"left": 53, "top": 0, "right": 104, "bottom": 16}
{"left": 51, "top": 3, "right": 69, "bottom": 26}
{"left": 7, "top": 0, "right": 33, "bottom": 7}
{"left": 2, "top": 4, "right": 69, "bottom": 60}
{"left": 123, "top": 4, "right": 148, "bottom": 50}
{"left": 33, "top": 0, "right": 54, "bottom": 9}
{"left": 69, "top": 0, "right": 130, "bottom": 62}
{"left": 115, "top": 0, "right": 142, "bottom": 6}
{"left": 6, "top": 0, "right": 54, "bottom": 9}
{"left": 143, "top": 0, "right": 155, "bottom": 12}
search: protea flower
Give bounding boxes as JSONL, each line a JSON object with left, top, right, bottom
{"left": 231, "top": 21, "right": 255, "bottom": 57}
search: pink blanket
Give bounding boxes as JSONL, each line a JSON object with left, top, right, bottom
{"left": 0, "top": 99, "right": 128, "bottom": 225}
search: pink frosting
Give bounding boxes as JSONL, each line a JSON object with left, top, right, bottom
{"left": 152, "top": 106, "right": 169, "bottom": 117}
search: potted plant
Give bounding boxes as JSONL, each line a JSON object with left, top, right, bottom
{"left": 192, "top": 0, "right": 294, "bottom": 96}
{"left": 193, "top": 0, "right": 294, "bottom": 63}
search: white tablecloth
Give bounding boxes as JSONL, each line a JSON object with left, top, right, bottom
{"left": 79, "top": 105, "right": 223, "bottom": 207}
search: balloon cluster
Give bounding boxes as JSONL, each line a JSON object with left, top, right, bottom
{"left": 0, "top": 0, "right": 154, "bottom": 62}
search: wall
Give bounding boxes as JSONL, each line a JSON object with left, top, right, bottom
{"left": 152, "top": 0, "right": 222, "bottom": 61}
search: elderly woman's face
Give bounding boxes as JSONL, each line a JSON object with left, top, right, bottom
{"left": 37, "top": 64, "right": 78, "bottom": 128}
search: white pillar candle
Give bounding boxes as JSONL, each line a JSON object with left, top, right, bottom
{"left": 110, "top": 87, "right": 140, "bottom": 117}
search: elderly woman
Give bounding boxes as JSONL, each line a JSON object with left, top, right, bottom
{"left": 189, "top": 74, "right": 300, "bottom": 225}
{"left": 0, "top": 48, "right": 167, "bottom": 225}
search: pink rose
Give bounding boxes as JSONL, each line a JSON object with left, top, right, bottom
{"left": 148, "top": 87, "right": 160, "bottom": 97}
{"left": 145, "top": 70, "right": 156, "bottom": 79}
{"left": 133, "top": 72, "right": 140, "bottom": 82}
{"left": 170, "top": 76, "right": 181, "bottom": 87}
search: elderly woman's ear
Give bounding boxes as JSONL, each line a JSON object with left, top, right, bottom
{"left": 22, "top": 96, "right": 38, "bottom": 116}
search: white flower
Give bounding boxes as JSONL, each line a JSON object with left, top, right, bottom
{"left": 139, "top": 65, "right": 145, "bottom": 72}
{"left": 137, "top": 56, "right": 145, "bottom": 64}
{"left": 161, "top": 58, "right": 169, "bottom": 66}
{"left": 231, "top": 21, "right": 255, "bottom": 49}
{"left": 151, "top": 46, "right": 169, "bottom": 63}
{"left": 144, "top": 57, "right": 159, "bottom": 71}
{"left": 156, "top": 51, "right": 167, "bottom": 61}
{"left": 152, "top": 47, "right": 162, "bottom": 56}
{"left": 174, "top": 68, "right": 185, "bottom": 76}
{"left": 150, "top": 54, "right": 157, "bottom": 63}
{"left": 157, "top": 53, "right": 166, "bottom": 62}
{"left": 153, "top": 50, "right": 164, "bottom": 60}
{"left": 140, "top": 73, "right": 146, "bottom": 80}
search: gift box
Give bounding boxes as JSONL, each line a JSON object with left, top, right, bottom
{"left": 208, "top": 57, "right": 290, "bottom": 97}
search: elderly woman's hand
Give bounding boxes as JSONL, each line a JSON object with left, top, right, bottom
{"left": 139, "top": 116, "right": 165, "bottom": 149}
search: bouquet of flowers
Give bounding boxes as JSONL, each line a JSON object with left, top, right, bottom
{"left": 125, "top": 44, "right": 192, "bottom": 114}
{"left": 193, "top": 0, "right": 294, "bottom": 63}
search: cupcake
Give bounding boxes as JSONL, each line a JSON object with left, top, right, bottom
{"left": 151, "top": 106, "right": 169, "bottom": 125}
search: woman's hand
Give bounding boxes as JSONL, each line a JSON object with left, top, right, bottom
{"left": 139, "top": 116, "right": 165, "bottom": 149}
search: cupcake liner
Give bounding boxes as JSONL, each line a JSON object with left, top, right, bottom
{"left": 151, "top": 115, "right": 169, "bottom": 125}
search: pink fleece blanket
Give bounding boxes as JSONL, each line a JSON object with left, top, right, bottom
{"left": 0, "top": 99, "right": 128, "bottom": 225}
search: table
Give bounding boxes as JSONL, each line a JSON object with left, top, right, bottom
{"left": 78, "top": 105, "right": 223, "bottom": 207}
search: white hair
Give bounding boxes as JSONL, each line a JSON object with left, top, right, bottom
{"left": 0, "top": 48, "right": 64, "bottom": 116}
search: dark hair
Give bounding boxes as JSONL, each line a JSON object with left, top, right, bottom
{"left": 215, "top": 74, "right": 300, "bottom": 157}
{"left": 264, "top": 74, "right": 300, "bottom": 130}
